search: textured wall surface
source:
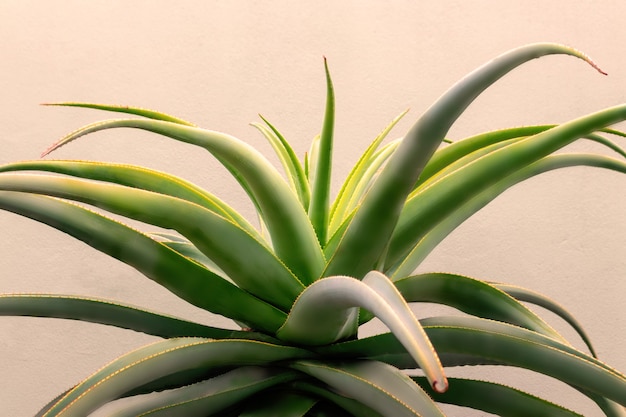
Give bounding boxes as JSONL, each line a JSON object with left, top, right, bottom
{"left": 1, "top": 1, "right": 625, "bottom": 415}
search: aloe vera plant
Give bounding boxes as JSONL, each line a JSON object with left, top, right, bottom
{"left": 1, "top": 42, "right": 625, "bottom": 416}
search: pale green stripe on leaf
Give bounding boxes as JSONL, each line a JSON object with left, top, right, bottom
{"left": 325, "top": 43, "right": 605, "bottom": 279}
{"left": 291, "top": 360, "right": 445, "bottom": 417}
{"left": 41, "top": 118, "right": 324, "bottom": 284}
{"left": 0, "top": 192, "right": 286, "bottom": 333}
{"left": 110, "top": 367, "right": 298, "bottom": 417}
{"left": 394, "top": 273, "right": 566, "bottom": 343}
{"left": 494, "top": 282, "right": 598, "bottom": 357}
{"left": 42, "top": 339, "right": 309, "bottom": 417}
{"left": 329, "top": 110, "right": 407, "bottom": 233}
{"left": 260, "top": 114, "right": 310, "bottom": 208}
{"left": 0, "top": 174, "right": 304, "bottom": 311}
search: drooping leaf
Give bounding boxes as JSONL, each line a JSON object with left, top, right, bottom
{"left": 0, "top": 294, "right": 281, "bottom": 341}
{"left": 0, "top": 160, "right": 262, "bottom": 240}
{"left": 277, "top": 271, "right": 447, "bottom": 392}
{"left": 494, "top": 282, "right": 598, "bottom": 356}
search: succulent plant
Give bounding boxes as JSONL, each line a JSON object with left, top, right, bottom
{"left": 1, "top": 43, "right": 625, "bottom": 416}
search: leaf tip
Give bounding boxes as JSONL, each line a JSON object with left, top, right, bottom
{"left": 432, "top": 376, "right": 449, "bottom": 393}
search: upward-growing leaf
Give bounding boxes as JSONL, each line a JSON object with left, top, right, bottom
{"left": 41, "top": 118, "right": 325, "bottom": 284}
{"left": 324, "top": 43, "right": 606, "bottom": 279}
{"left": 308, "top": 58, "right": 335, "bottom": 246}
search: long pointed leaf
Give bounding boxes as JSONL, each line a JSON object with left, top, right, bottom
{"left": 394, "top": 272, "right": 565, "bottom": 342}
{"left": 329, "top": 110, "right": 408, "bottom": 233}
{"left": 325, "top": 43, "right": 605, "bottom": 278}
{"left": 0, "top": 192, "right": 286, "bottom": 333}
{"left": 413, "top": 376, "right": 584, "bottom": 417}
{"left": 41, "top": 118, "right": 324, "bottom": 284}
{"left": 389, "top": 151, "right": 626, "bottom": 276}
{"left": 308, "top": 58, "right": 335, "bottom": 245}
{"left": 291, "top": 360, "right": 445, "bottom": 417}
{"left": 0, "top": 174, "right": 304, "bottom": 311}
{"left": 44, "top": 102, "right": 196, "bottom": 126}
{"left": 0, "top": 160, "right": 262, "bottom": 240}
{"left": 290, "top": 381, "right": 383, "bottom": 417}
{"left": 0, "top": 294, "right": 278, "bottom": 341}
{"left": 42, "top": 338, "right": 310, "bottom": 416}
{"left": 239, "top": 391, "right": 318, "bottom": 417}
{"left": 494, "top": 282, "right": 598, "bottom": 357}
{"left": 110, "top": 366, "right": 299, "bottom": 417}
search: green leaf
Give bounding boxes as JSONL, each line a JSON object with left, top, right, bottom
{"left": 329, "top": 110, "right": 407, "bottom": 234}
{"left": 291, "top": 360, "right": 445, "bottom": 417}
{"left": 0, "top": 174, "right": 304, "bottom": 311}
{"left": 41, "top": 118, "right": 325, "bottom": 285}
{"left": 388, "top": 151, "right": 626, "bottom": 276}
{"left": 277, "top": 271, "right": 447, "bottom": 392}
{"left": 41, "top": 338, "right": 310, "bottom": 416}
{"left": 413, "top": 376, "right": 584, "bottom": 417}
{"left": 0, "top": 192, "right": 286, "bottom": 333}
{"left": 308, "top": 58, "right": 335, "bottom": 245}
{"left": 325, "top": 43, "right": 605, "bottom": 279}
{"left": 0, "top": 160, "right": 262, "bottom": 241}
{"left": 0, "top": 294, "right": 281, "bottom": 341}
{"left": 415, "top": 125, "right": 554, "bottom": 187}
{"left": 394, "top": 273, "right": 566, "bottom": 342}
{"left": 254, "top": 116, "right": 310, "bottom": 208}
{"left": 109, "top": 367, "right": 299, "bottom": 417}
{"left": 44, "top": 102, "right": 196, "bottom": 126}
{"left": 291, "top": 380, "right": 383, "bottom": 417}
{"left": 239, "top": 391, "right": 317, "bottom": 417}
{"left": 494, "top": 282, "right": 598, "bottom": 357}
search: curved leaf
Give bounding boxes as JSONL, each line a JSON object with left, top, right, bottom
{"left": 388, "top": 152, "right": 626, "bottom": 277}
{"left": 41, "top": 118, "right": 324, "bottom": 284}
{"left": 277, "top": 271, "right": 447, "bottom": 392}
{"left": 0, "top": 160, "right": 262, "bottom": 240}
{"left": 394, "top": 272, "right": 565, "bottom": 342}
{"left": 0, "top": 174, "right": 304, "bottom": 311}
{"left": 253, "top": 117, "right": 310, "bottom": 208}
{"left": 388, "top": 104, "right": 626, "bottom": 268}
{"left": 109, "top": 366, "right": 299, "bottom": 417}
{"left": 44, "top": 102, "right": 196, "bottom": 126}
{"left": 42, "top": 338, "right": 310, "bottom": 417}
{"left": 494, "top": 282, "right": 598, "bottom": 357}
{"left": 0, "top": 191, "right": 286, "bottom": 333}
{"left": 324, "top": 43, "right": 605, "bottom": 279}
{"left": 291, "top": 360, "right": 445, "bottom": 417}
{"left": 0, "top": 294, "right": 280, "bottom": 341}
{"left": 329, "top": 110, "right": 407, "bottom": 234}
{"left": 239, "top": 391, "right": 318, "bottom": 417}
{"left": 413, "top": 376, "right": 584, "bottom": 417}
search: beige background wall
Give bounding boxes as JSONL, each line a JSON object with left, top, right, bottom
{"left": 1, "top": 1, "right": 625, "bottom": 415}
